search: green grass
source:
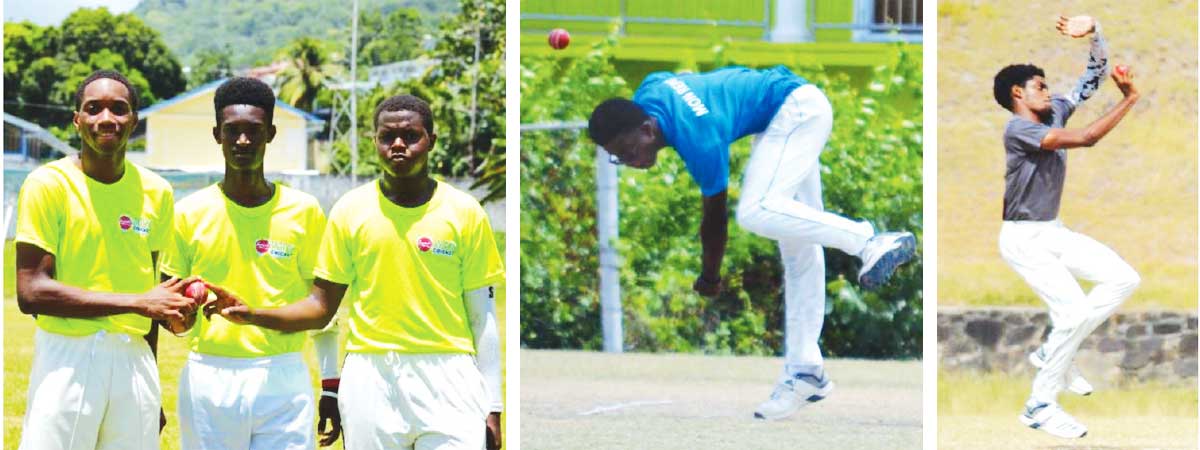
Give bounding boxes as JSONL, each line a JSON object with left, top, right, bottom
{"left": 938, "top": 370, "right": 1197, "bottom": 449}
{"left": 4, "top": 239, "right": 508, "bottom": 449}
{"left": 937, "top": 0, "right": 1198, "bottom": 309}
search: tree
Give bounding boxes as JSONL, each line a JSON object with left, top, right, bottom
{"left": 357, "top": 8, "right": 428, "bottom": 67}
{"left": 188, "top": 47, "right": 233, "bottom": 89}
{"left": 275, "top": 37, "right": 340, "bottom": 112}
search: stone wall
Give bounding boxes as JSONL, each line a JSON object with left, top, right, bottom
{"left": 939, "top": 307, "right": 1197, "bottom": 385}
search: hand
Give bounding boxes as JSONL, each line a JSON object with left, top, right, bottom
{"left": 137, "top": 276, "right": 201, "bottom": 321}
{"left": 317, "top": 390, "right": 341, "bottom": 446}
{"left": 1110, "top": 65, "right": 1138, "bottom": 98}
{"left": 1056, "top": 15, "right": 1095, "bottom": 38}
{"left": 485, "top": 412, "right": 502, "bottom": 450}
{"left": 203, "top": 282, "right": 252, "bottom": 324}
{"left": 693, "top": 273, "right": 722, "bottom": 297}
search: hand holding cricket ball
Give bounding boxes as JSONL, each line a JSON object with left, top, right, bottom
{"left": 1111, "top": 64, "right": 1138, "bottom": 98}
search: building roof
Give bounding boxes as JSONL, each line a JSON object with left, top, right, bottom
{"left": 3, "top": 112, "right": 77, "bottom": 155}
{"left": 138, "top": 78, "right": 325, "bottom": 124}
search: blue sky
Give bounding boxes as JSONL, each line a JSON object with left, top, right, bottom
{"left": 4, "top": 0, "right": 140, "bottom": 26}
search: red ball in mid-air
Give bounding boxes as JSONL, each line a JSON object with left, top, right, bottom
{"left": 185, "top": 280, "right": 208, "bottom": 303}
{"left": 548, "top": 28, "right": 570, "bottom": 50}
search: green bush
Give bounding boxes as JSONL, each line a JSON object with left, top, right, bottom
{"left": 520, "top": 34, "right": 922, "bottom": 358}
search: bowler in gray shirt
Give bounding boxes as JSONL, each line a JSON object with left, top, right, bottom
{"left": 992, "top": 14, "right": 1141, "bottom": 441}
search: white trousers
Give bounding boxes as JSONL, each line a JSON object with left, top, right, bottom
{"left": 20, "top": 329, "right": 161, "bottom": 450}
{"left": 999, "top": 220, "right": 1139, "bottom": 404}
{"left": 735, "top": 84, "right": 875, "bottom": 376}
{"left": 340, "top": 353, "right": 487, "bottom": 450}
{"left": 178, "top": 352, "right": 315, "bottom": 450}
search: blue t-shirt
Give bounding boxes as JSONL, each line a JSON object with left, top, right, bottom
{"left": 633, "top": 65, "right": 807, "bottom": 196}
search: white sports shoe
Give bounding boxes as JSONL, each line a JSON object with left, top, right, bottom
{"left": 753, "top": 372, "right": 834, "bottom": 421}
{"left": 857, "top": 232, "right": 916, "bottom": 290}
{"left": 1029, "top": 349, "right": 1094, "bottom": 396}
{"left": 1019, "top": 402, "right": 1088, "bottom": 438}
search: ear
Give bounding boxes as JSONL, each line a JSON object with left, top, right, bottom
{"left": 72, "top": 111, "right": 82, "bottom": 131}
{"left": 266, "top": 124, "right": 277, "bottom": 143}
{"left": 212, "top": 125, "right": 222, "bottom": 144}
{"left": 427, "top": 132, "right": 437, "bottom": 150}
{"left": 1010, "top": 84, "right": 1024, "bottom": 102}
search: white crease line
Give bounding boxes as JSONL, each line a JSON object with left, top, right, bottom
{"left": 578, "top": 400, "right": 673, "bottom": 416}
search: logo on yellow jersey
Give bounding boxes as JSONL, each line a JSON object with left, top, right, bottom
{"left": 416, "top": 236, "right": 456, "bottom": 257}
{"left": 117, "top": 214, "right": 151, "bottom": 236}
{"left": 254, "top": 238, "right": 295, "bottom": 258}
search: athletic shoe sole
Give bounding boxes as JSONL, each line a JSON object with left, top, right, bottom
{"left": 1028, "top": 352, "right": 1093, "bottom": 396}
{"left": 1018, "top": 413, "right": 1087, "bottom": 438}
{"left": 858, "top": 233, "right": 916, "bottom": 290}
{"left": 752, "top": 381, "right": 835, "bottom": 421}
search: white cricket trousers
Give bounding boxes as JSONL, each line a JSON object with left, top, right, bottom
{"left": 999, "top": 220, "right": 1139, "bottom": 404}
{"left": 340, "top": 352, "right": 487, "bottom": 450}
{"left": 20, "top": 329, "right": 161, "bottom": 450}
{"left": 177, "top": 352, "right": 315, "bottom": 450}
{"left": 735, "top": 84, "right": 876, "bottom": 376}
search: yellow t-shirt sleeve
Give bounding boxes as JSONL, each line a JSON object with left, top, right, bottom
{"left": 14, "top": 175, "right": 62, "bottom": 256}
{"left": 300, "top": 204, "right": 328, "bottom": 280}
{"left": 461, "top": 205, "right": 504, "bottom": 291}
{"left": 149, "top": 189, "right": 174, "bottom": 252}
{"left": 313, "top": 207, "right": 353, "bottom": 285}
{"left": 159, "top": 208, "right": 190, "bottom": 279}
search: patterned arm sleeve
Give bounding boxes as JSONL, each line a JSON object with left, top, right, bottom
{"left": 1066, "top": 22, "right": 1109, "bottom": 106}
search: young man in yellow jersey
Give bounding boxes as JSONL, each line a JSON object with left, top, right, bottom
{"left": 209, "top": 94, "right": 505, "bottom": 449}
{"left": 14, "top": 69, "right": 200, "bottom": 449}
{"left": 158, "top": 77, "right": 340, "bottom": 449}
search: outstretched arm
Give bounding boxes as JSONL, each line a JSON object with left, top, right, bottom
{"left": 693, "top": 191, "right": 728, "bottom": 297}
{"left": 212, "top": 277, "right": 347, "bottom": 332}
{"left": 1041, "top": 67, "right": 1139, "bottom": 150}
{"left": 1057, "top": 15, "right": 1109, "bottom": 106}
{"left": 16, "top": 242, "right": 199, "bottom": 321}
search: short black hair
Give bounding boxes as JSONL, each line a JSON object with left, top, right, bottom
{"left": 374, "top": 94, "right": 434, "bottom": 133}
{"left": 588, "top": 98, "right": 647, "bottom": 146}
{"left": 213, "top": 77, "right": 276, "bottom": 125}
{"left": 993, "top": 64, "right": 1045, "bottom": 111}
{"left": 74, "top": 69, "right": 140, "bottom": 111}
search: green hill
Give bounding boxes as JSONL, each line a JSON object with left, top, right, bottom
{"left": 937, "top": 0, "right": 1197, "bottom": 309}
{"left": 131, "top": 0, "right": 456, "bottom": 67}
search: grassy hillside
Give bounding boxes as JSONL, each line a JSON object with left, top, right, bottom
{"left": 131, "top": 0, "right": 457, "bottom": 67}
{"left": 937, "top": 0, "right": 1197, "bottom": 309}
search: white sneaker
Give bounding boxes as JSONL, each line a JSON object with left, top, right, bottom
{"left": 1019, "top": 402, "right": 1088, "bottom": 438}
{"left": 753, "top": 372, "right": 834, "bottom": 421}
{"left": 857, "top": 232, "right": 916, "bottom": 290}
{"left": 1029, "top": 349, "right": 1094, "bottom": 396}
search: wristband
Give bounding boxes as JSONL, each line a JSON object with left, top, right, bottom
{"left": 322, "top": 378, "right": 340, "bottom": 390}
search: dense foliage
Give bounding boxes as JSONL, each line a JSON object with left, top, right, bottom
{"left": 132, "top": 0, "right": 455, "bottom": 68}
{"left": 4, "top": 7, "right": 186, "bottom": 142}
{"left": 520, "top": 36, "right": 923, "bottom": 358}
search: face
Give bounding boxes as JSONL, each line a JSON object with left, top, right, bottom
{"left": 74, "top": 78, "right": 137, "bottom": 155}
{"left": 603, "top": 122, "right": 658, "bottom": 169}
{"left": 1016, "top": 76, "right": 1052, "bottom": 114}
{"left": 375, "top": 110, "right": 436, "bottom": 178}
{"left": 213, "top": 105, "right": 275, "bottom": 171}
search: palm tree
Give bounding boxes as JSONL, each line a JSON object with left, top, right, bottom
{"left": 275, "top": 37, "right": 339, "bottom": 112}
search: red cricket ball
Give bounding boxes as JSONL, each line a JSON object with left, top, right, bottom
{"left": 548, "top": 28, "right": 570, "bottom": 50}
{"left": 185, "top": 281, "right": 208, "bottom": 303}
{"left": 1114, "top": 64, "right": 1129, "bottom": 76}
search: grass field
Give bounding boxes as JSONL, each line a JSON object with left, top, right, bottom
{"left": 522, "top": 350, "right": 921, "bottom": 450}
{"left": 936, "top": 0, "right": 1198, "bottom": 309}
{"left": 938, "top": 370, "right": 1197, "bottom": 449}
{"left": 3, "top": 240, "right": 507, "bottom": 449}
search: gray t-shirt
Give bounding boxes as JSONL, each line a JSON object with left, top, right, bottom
{"left": 1002, "top": 95, "right": 1077, "bottom": 221}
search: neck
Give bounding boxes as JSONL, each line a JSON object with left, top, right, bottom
{"left": 649, "top": 117, "right": 668, "bottom": 151}
{"left": 78, "top": 146, "right": 126, "bottom": 184}
{"left": 1013, "top": 104, "right": 1041, "bottom": 123}
{"left": 221, "top": 166, "right": 274, "bottom": 207}
{"left": 379, "top": 172, "right": 435, "bottom": 208}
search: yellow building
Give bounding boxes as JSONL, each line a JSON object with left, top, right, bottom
{"left": 132, "top": 79, "right": 325, "bottom": 173}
